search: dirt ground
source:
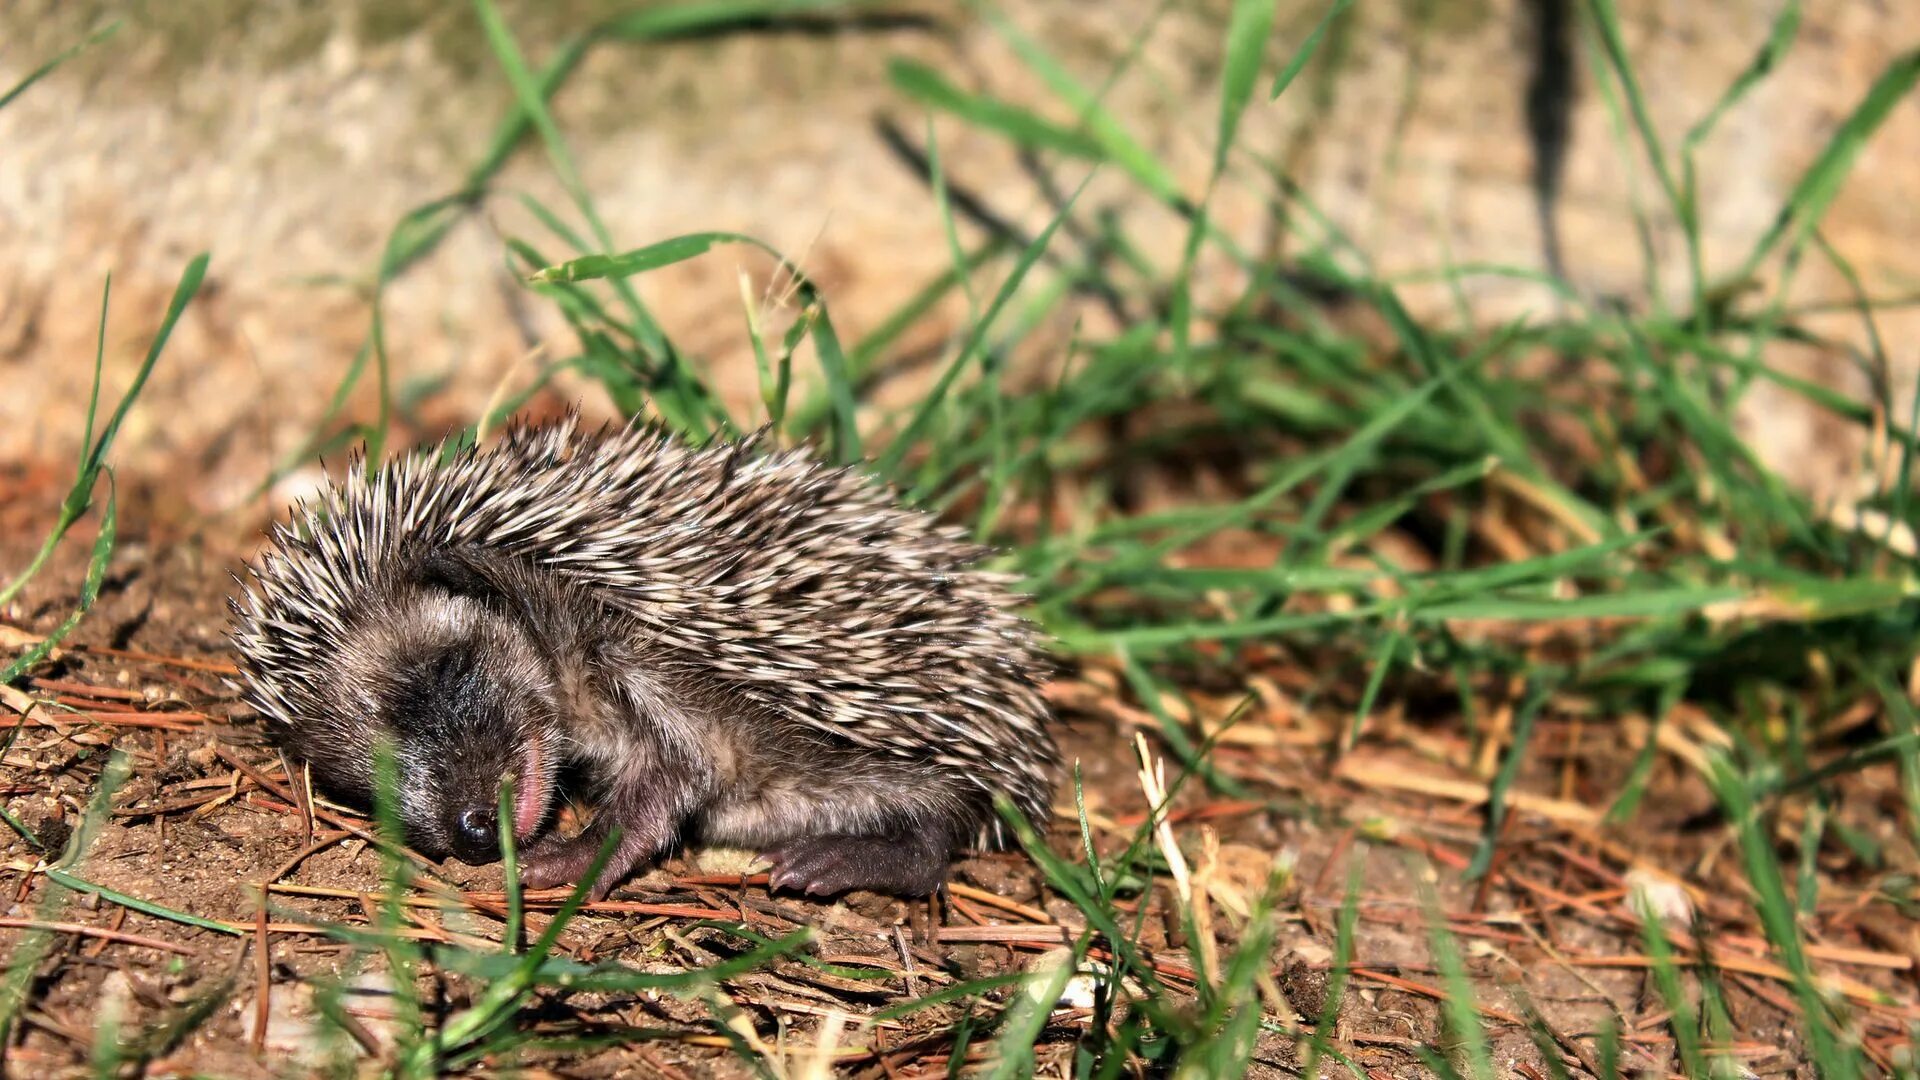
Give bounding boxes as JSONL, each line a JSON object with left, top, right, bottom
{"left": 4, "top": 459, "right": 1917, "bottom": 1079}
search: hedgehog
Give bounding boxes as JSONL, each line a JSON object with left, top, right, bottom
{"left": 226, "top": 414, "right": 1058, "bottom": 899}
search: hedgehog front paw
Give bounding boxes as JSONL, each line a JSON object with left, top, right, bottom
{"left": 520, "top": 832, "right": 606, "bottom": 893}
{"left": 521, "top": 830, "right": 652, "bottom": 899}
{"left": 763, "top": 833, "right": 951, "bottom": 898}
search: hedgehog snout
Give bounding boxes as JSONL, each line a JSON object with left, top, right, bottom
{"left": 388, "top": 743, "right": 522, "bottom": 862}
{"left": 449, "top": 804, "right": 500, "bottom": 863}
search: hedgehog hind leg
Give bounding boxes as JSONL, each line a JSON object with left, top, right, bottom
{"left": 762, "top": 830, "right": 954, "bottom": 898}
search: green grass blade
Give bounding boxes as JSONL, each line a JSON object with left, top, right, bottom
{"left": 875, "top": 173, "right": 1091, "bottom": 478}
{"left": 530, "top": 232, "right": 787, "bottom": 283}
{"left": 1734, "top": 47, "right": 1920, "bottom": 283}
{"left": 84, "top": 255, "right": 209, "bottom": 482}
{"left": 1214, "top": 0, "right": 1275, "bottom": 176}
{"left": 1705, "top": 753, "right": 1860, "bottom": 1078}
{"left": 412, "top": 832, "right": 614, "bottom": 1068}
{"left": 805, "top": 302, "right": 862, "bottom": 463}
{"left": 368, "top": 741, "right": 428, "bottom": 1071}
{"left": 0, "top": 750, "right": 132, "bottom": 1048}
{"left": 595, "top": 0, "right": 869, "bottom": 40}
{"left": 3, "top": 476, "right": 120, "bottom": 684}
{"left": 0, "top": 22, "right": 120, "bottom": 112}
{"left": 89, "top": 988, "right": 124, "bottom": 1080}
{"left": 1270, "top": 0, "right": 1353, "bottom": 100}
{"left": 78, "top": 275, "right": 110, "bottom": 478}
{"left": 975, "top": 2, "right": 1180, "bottom": 202}
{"left": 499, "top": 779, "right": 523, "bottom": 953}
{"left": 43, "top": 870, "right": 246, "bottom": 937}
{"left": 872, "top": 973, "right": 1029, "bottom": 1022}
{"left": 1168, "top": 0, "right": 1278, "bottom": 371}
{"left": 1118, "top": 649, "right": 1251, "bottom": 798}
{"left": 1680, "top": 1, "right": 1801, "bottom": 157}
{"left": 1463, "top": 679, "right": 1553, "bottom": 879}
{"left": 1301, "top": 859, "right": 1361, "bottom": 1075}
{"left": 1420, "top": 877, "right": 1494, "bottom": 1080}
{"left": 1637, "top": 908, "right": 1708, "bottom": 1078}
{"left": 1053, "top": 370, "right": 1455, "bottom": 606}
{"left": 985, "top": 932, "right": 1087, "bottom": 1080}
{"left": 1, "top": 254, "right": 206, "bottom": 608}
{"left": 994, "top": 793, "right": 1167, "bottom": 1001}
{"left": 531, "top": 231, "right": 860, "bottom": 454}
{"left": 471, "top": 0, "right": 673, "bottom": 369}
{"left": 888, "top": 59, "right": 1104, "bottom": 160}
{"left": 1583, "top": 0, "right": 1684, "bottom": 222}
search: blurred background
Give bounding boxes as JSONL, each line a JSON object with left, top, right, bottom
{"left": 3, "top": 1, "right": 1914, "bottom": 517}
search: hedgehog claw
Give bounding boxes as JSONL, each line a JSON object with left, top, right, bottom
{"left": 763, "top": 834, "right": 950, "bottom": 898}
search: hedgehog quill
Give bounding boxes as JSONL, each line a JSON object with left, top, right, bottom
{"left": 228, "top": 416, "right": 1058, "bottom": 899}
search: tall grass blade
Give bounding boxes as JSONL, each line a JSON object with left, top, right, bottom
{"left": 1420, "top": 876, "right": 1494, "bottom": 1080}
{"left": 888, "top": 59, "right": 1105, "bottom": 160}
{"left": 1301, "top": 859, "right": 1361, "bottom": 1075}
{"left": 1, "top": 254, "right": 207, "bottom": 608}
{"left": 1270, "top": 0, "right": 1353, "bottom": 100}
{"left": 876, "top": 174, "right": 1091, "bottom": 478}
{"left": 0, "top": 22, "right": 120, "bottom": 112}
{"left": 1706, "top": 752, "right": 1860, "bottom": 1078}
{"left": 1735, "top": 48, "right": 1920, "bottom": 282}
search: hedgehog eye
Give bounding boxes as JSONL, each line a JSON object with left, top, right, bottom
{"left": 387, "top": 646, "right": 486, "bottom": 734}
{"left": 412, "top": 647, "right": 477, "bottom": 698}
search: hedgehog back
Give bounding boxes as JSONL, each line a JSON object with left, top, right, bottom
{"left": 232, "top": 417, "right": 1056, "bottom": 828}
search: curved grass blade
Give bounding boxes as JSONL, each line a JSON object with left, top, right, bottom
{"left": 0, "top": 22, "right": 120, "bottom": 112}
{"left": 1, "top": 472, "right": 118, "bottom": 686}
{"left": 2, "top": 254, "right": 207, "bottom": 608}
{"left": 1270, "top": 0, "right": 1353, "bottom": 100}
{"left": 0, "top": 750, "right": 133, "bottom": 1048}
{"left": 875, "top": 173, "right": 1091, "bottom": 478}
{"left": 888, "top": 59, "right": 1105, "bottom": 160}
{"left": 1734, "top": 47, "right": 1920, "bottom": 283}
{"left": 531, "top": 231, "right": 860, "bottom": 457}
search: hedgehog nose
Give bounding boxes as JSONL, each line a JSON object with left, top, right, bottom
{"left": 449, "top": 806, "right": 499, "bottom": 863}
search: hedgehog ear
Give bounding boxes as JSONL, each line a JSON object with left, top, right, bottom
{"left": 416, "top": 548, "right": 506, "bottom": 603}
{"left": 415, "top": 548, "right": 578, "bottom": 643}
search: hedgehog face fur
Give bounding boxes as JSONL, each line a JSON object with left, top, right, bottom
{"left": 318, "top": 562, "right": 566, "bottom": 863}
{"left": 230, "top": 415, "right": 1059, "bottom": 899}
